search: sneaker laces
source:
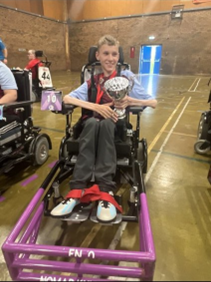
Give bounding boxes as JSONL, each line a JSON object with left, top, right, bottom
{"left": 100, "top": 200, "right": 110, "bottom": 208}
{"left": 62, "top": 198, "right": 72, "bottom": 205}
{"left": 100, "top": 191, "right": 114, "bottom": 208}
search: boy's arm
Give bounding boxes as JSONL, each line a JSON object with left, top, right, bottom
{"left": 119, "top": 69, "right": 157, "bottom": 109}
{"left": 0, "top": 89, "right": 17, "bottom": 104}
{"left": 114, "top": 95, "right": 157, "bottom": 109}
{"left": 63, "top": 83, "right": 118, "bottom": 121}
{"left": 0, "top": 63, "right": 18, "bottom": 104}
{"left": 63, "top": 94, "right": 98, "bottom": 112}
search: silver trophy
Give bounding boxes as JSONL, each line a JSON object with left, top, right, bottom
{"left": 104, "top": 76, "right": 133, "bottom": 119}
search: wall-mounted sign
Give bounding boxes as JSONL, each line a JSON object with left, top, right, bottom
{"left": 130, "top": 47, "right": 135, "bottom": 58}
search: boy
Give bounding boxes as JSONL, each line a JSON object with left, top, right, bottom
{"left": 51, "top": 35, "right": 157, "bottom": 223}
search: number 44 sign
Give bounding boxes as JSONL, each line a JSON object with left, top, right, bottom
{"left": 38, "top": 66, "right": 53, "bottom": 88}
{"left": 41, "top": 91, "right": 63, "bottom": 111}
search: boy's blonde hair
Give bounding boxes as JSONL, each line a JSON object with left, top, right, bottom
{"left": 97, "top": 35, "right": 119, "bottom": 50}
{"left": 28, "top": 49, "right": 35, "bottom": 55}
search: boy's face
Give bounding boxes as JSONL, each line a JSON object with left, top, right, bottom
{"left": 27, "top": 51, "right": 35, "bottom": 61}
{"left": 96, "top": 44, "right": 119, "bottom": 76}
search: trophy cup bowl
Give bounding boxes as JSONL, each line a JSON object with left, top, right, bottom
{"left": 104, "top": 76, "right": 130, "bottom": 119}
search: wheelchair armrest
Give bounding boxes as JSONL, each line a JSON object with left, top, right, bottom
{"left": 1, "top": 100, "right": 34, "bottom": 109}
{"left": 62, "top": 103, "right": 77, "bottom": 114}
{"left": 128, "top": 106, "right": 145, "bottom": 114}
{"left": 52, "top": 102, "right": 77, "bottom": 115}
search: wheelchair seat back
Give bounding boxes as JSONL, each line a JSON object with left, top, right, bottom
{"left": 35, "top": 50, "right": 53, "bottom": 89}
{"left": 12, "top": 70, "right": 32, "bottom": 119}
{"left": 0, "top": 70, "right": 32, "bottom": 147}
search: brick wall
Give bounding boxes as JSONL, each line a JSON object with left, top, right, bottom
{"left": 0, "top": 7, "right": 66, "bottom": 70}
{"left": 1, "top": 5, "right": 211, "bottom": 75}
{"left": 69, "top": 9, "right": 211, "bottom": 75}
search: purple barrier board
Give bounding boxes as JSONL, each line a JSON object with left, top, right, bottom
{"left": 41, "top": 90, "right": 62, "bottom": 111}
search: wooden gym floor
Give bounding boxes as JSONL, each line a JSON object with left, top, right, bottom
{"left": 0, "top": 71, "right": 211, "bottom": 281}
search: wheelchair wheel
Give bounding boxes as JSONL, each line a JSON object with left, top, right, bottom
{"left": 137, "top": 139, "right": 148, "bottom": 174}
{"left": 34, "top": 136, "right": 49, "bottom": 165}
{"left": 194, "top": 139, "right": 210, "bottom": 155}
{"left": 197, "top": 113, "right": 208, "bottom": 140}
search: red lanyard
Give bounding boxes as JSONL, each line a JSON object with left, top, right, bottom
{"left": 96, "top": 70, "right": 117, "bottom": 104}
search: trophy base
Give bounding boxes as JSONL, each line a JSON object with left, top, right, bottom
{"left": 115, "top": 108, "right": 126, "bottom": 119}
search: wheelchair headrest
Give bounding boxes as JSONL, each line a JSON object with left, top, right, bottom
{"left": 35, "top": 50, "right": 44, "bottom": 57}
{"left": 88, "top": 46, "right": 124, "bottom": 65}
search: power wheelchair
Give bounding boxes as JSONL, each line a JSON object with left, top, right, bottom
{"left": 194, "top": 78, "right": 211, "bottom": 155}
{"left": 2, "top": 47, "right": 156, "bottom": 281}
{"left": 0, "top": 70, "right": 52, "bottom": 177}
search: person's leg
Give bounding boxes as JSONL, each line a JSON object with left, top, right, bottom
{"left": 70, "top": 117, "right": 100, "bottom": 189}
{"left": 51, "top": 117, "right": 100, "bottom": 217}
{"left": 95, "top": 119, "right": 118, "bottom": 222}
{"left": 95, "top": 119, "right": 117, "bottom": 192}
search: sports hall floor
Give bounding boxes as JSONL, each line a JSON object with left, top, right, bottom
{"left": 0, "top": 71, "right": 211, "bottom": 281}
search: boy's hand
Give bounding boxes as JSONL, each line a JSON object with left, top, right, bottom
{"left": 115, "top": 97, "right": 157, "bottom": 109}
{"left": 95, "top": 104, "right": 118, "bottom": 122}
{"left": 114, "top": 96, "right": 131, "bottom": 109}
{"left": 147, "top": 99, "right": 157, "bottom": 109}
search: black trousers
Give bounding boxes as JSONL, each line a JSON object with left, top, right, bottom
{"left": 70, "top": 117, "right": 117, "bottom": 193}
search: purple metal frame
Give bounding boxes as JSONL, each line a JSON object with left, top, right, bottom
{"left": 2, "top": 187, "right": 156, "bottom": 281}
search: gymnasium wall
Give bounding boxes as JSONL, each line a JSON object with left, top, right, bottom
{"left": 67, "top": 0, "right": 211, "bottom": 21}
{"left": 69, "top": 8, "right": 211, "bottom": 75}
{"left": 0, "top": 0, "right": 67, "bottom": 21}
{"left": 0, "top": 6, "right": 67, "bottom": 70}
{"left": 0, "top": 1, "right": 211, "bottom": 75}
{"left": 0, "top": 0, "right": 211, "bottom": 21}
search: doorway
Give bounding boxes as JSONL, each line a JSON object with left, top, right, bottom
{"left": 139, "top": 45, "right": 162, "bottom": 74}
{"left": 138, "top": 45, "right": 162, "bottom": 96}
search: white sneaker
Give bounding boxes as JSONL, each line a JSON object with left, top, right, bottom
{"left": 50, "top": 198, "right": 79, "bottom": 217}
{"left": 96, "top": 193, "right": 117, "bottom": 223}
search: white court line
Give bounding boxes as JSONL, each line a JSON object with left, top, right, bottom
{"left": 191, "top": 78, "right": 201, "bottom": 92}
{"left": 188, "top": 78, "right": 202, "bottom": 92}
{"left": 107, "top": 96, "right": 192, "bottom": 280}
{"left": 188, "top": 78, "right": 198, "bottom": 92}
{"left": 146, "top": 97, "right": 191, "bottom": 181}
{"left": 198, "top": 192, "right": 211, "bottom": 223}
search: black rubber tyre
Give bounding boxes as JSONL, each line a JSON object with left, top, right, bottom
{"left": 59, "top": 137, "right": 69, "bottom": 160}
{"left": 194, "top": 139, "right": 210, "bottom": 155}
{"left": 34, "top": 136, "right": 49, "bottom": 165}
{"left": 197, "top": 113, "right": 208, "bottom": 140}
{"left": 137, "top": 139, "right": 148, "bottom": 174}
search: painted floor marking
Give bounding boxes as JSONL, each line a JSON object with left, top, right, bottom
{"left": 21, "top": 174, "right": 38, "bottom": 187}
{"left": 107, "top": 97, "right": 192, "bottom": 280}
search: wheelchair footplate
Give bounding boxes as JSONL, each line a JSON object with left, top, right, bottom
{"left": 62, "top": 203, "right": 93, "bottom": 223}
